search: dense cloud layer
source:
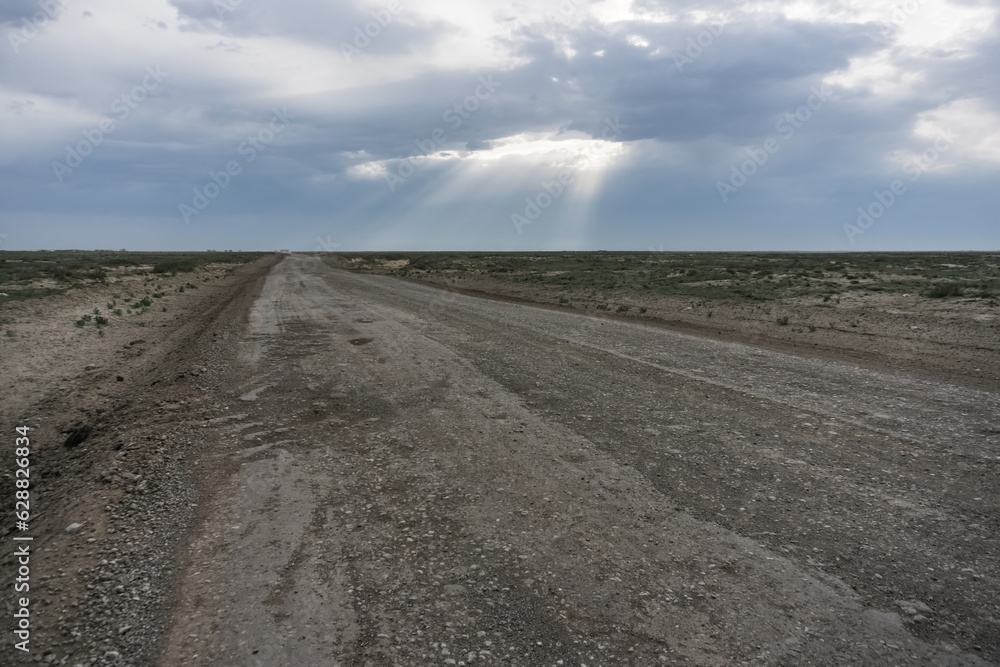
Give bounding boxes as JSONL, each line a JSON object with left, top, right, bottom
{"left": 1, "top": 0, "right": 998, "bottom": 250}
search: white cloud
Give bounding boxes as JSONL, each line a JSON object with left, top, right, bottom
{"left": 902, "top": 98, "right": 1000, "bottom": 169}
{"left": 822, "top": 0, "right": 997, "bottom": 98}
{"left": 347, "top": 129, "right": 629, "bottom": 183}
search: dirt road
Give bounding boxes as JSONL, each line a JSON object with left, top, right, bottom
{"left": 149, "top": 254, "right": 999, "bottom": 666}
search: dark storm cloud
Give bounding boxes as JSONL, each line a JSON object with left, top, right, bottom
{"left": 488, "top": 16, "right": 879, "bottom": 144}
{"left": 282, "top": 11, "right": 884, "bottom": 176}
{"left": 154, "top": 0, "right": 990, "bottom": 183}
{"left": 1, "top": 0, "right": 997, "bottom": 250}
{"left": 168, "top": 0, "right": 453, "bottom": 59}
{"left": 0, "top": 0, "right": 49, "bottom": 24}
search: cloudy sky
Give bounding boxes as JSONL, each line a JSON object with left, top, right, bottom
{"left": 1, "top": 0, "right": 998, "bottom": 251}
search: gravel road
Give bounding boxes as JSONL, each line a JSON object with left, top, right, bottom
{"left": 160, "top": 254, "right": 999, "bottom": 666}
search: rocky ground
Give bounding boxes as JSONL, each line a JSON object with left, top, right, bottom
{"left": 0, "top": 257, "right": 276, "bottom": 666}
{"left": 2, "top": 253, "right": 998, "bottom": 666}
{"left": 343, "top": 256, "right": 999, "bottom": 392}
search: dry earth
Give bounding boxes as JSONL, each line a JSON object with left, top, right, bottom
{"left": 345, "top": 258, "right": 1000, "bottom": 392}
{"left": 0, "top": 257, "right": 277, "bottom": 666}
{"left": 2, "top": 253, "right": 999, "bottom": 666}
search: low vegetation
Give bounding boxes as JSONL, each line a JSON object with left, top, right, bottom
{"left": 925, "top": 281, "right": 965, "bottom": 298}
{"left": 342, "top": 251, "right": 1000, "bottom": 304}
{"left": 0, "top": 250, "right": 263, "bottom": 304}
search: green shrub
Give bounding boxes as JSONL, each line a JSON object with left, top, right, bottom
{"left": 53, "top": 266, "right": 75, "bottom": 281}
{"left": 925, "top": 282, "right": 964, "bottom": 298}
{"left": 152, "top": 259, "right": 198, "bottom": 274}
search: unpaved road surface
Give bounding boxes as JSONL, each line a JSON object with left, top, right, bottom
{"left": 149, "top": 254, "right": 999, "bottom": 666}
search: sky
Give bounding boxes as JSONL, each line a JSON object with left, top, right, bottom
{"left": 0, "top": 0, "right": 998, "bottom": 251}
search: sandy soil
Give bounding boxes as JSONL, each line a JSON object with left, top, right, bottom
{"left": 3, "top": 254, "right": 998, "bottom": 666}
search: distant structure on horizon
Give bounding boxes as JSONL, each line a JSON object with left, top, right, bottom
{"left": 279, "top": 249, "right": 291, "bottom": 254}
